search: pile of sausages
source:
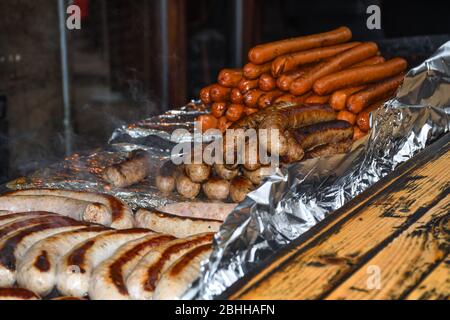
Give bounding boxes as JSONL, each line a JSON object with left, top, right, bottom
{"left": 157, "top": 104, "right": 355, "bottom": 202}
{"left": 196, "top": 26, "right": 406, "bottom": 140}
{"left": 0, "top": 199, "right": 220, "bottom": 300}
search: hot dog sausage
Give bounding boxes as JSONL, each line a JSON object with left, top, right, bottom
{"left": 290, "top": 42, "right": 379, "bottom": 95}
{"left": 304, "top": 94, "right": 331, "bottom": 105}
{"left": 259, "top": 73, "right": 277, "bottom": 91}
{"left": 243, "top": 61, "right": 272, "bottom": 79}
{"left": 244, "top": 89, "right": 265, "bottom": 107}
{"left": 313, "top": 57, "right": 407, "bottom": 95}
{"left": 257, "top": 90, "right": 285, "bottom": 108}
{"left": 346, "top": 73, "right": 403, "bottom": 113}
{"left": 230, "top": 88, "right": 244, "bottom": 104}
{"left": 218, "top": 68, "right": 243, "bottom": 88}
{"left": 211, "top": 102, "right": 228, "bottom": 118}
{"left": 199, "top": 85, "right": 212, "bottom": 105}
{"left": 329, "top": 85, "right": 366, "bottom": 111}
{"left": 248, "top": 26, "right": 352, "bottom": 64}
{"left": 209, "top": 84, "right": 232, "bottom": 102}
{"left": 196, "top": 114, "right": 218, "bottom": 132}
{"left": 356, "top": 100, "right": 384, "bottom": 132}
{"left": 135, "top": 209, "right": 222, "bottom": 238}
{"left": 238, "top": 78, "right": 259, "bottom": 93}
{"left": 225, "top": 104, "right": 245, "bottom": 122}
{"left": 336, "top": 110, "right": 357, "bottom": 125}
{"left": 271, "top": 42, "right": 360, "bottom": 76}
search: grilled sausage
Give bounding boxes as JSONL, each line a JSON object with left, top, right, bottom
{"left": 242, "top": 141, "right": 261, "bottom": 171}
{"left": 176, "top": 174, "right": 201, "bottom": 199}
{"left": 238, "top": 78, "right": 259, "bottom": 93}
{"left": 57, "top": 228, "right": 152, "bottom": 297}
{"left": 126, "top": 233, "right": 213, "bottom": 300}
{"left": 248, "top": 26, "right": 352, "bottom": 64}
{"left": 211, "top": 102, "right": 228, "bottom": 118}
{"left": 259, "top": 73, "right": 277, "bottom": 91}
{"left": 196, "top": 114, "right": 218, "bottom": 132}
{"left": 89, "top": 234, "right": 175, "bottom": 300}
{"left": 356, "top": 100, "right": 385, "bottom": 132}
{"left": 281, "top": 130, "right": 306, "bottom": 163}
{"left": 290, "top": 42, "right": 379, "bottom": 95}
{"left": 337, "top": 110, "right": 357, "bottom": 125}
{"left": 230, "top": 88, "right": 244, "bottom": 104}
{"left": 346, "top": 74, "right": 403, "bottom": 113}
{"left": 217, "top": 116, "right": 231, "bottom": 132}
{"left": 102, "top": 150, "right": 151, "bottom": 188}
{"left": 313, "top": 57, "right": 407, "bottom": 96}
{"left": 0, "top": 217, "right": 87, "bottom": 287}
{"left": 155, "top": 162, "right": 177, "bottom": 195}
{"left": 271, "top": 42, "right": 360, "bottom": 76}
{"left": 199, "top": 85, "right": 212, "bottom": 105}
{"left": 305, "top": 139, "right": 353, "bottom": 158}
{"left": 350, "top": 55, "right": 385, "bottom": 68}
{"left": 5, "top": 189, "right": 134, "bottom": 229}
{"left": 135, "top": 208, "right": 222, "bottom": 238}
{"left": 244, "top": 89, "right": 265, "bottom": 107}
{"left": 225, "top": 104, "right": 244, "bottom": 122}
{"left": 257, "top": 90, "right": 284, "bottom": 108}
{"left": 184, "top": 163, "right": 211, "bottom": 183}
{"left": 242, "top": 166, "right": 276, "bottom": 186}
{"left": 0, "top": 211, "right": 57, "bottom": 228}
{"left": 16, "top": 226, "right": 109, "bottom": 296}
{"left": 291, "top": 120, "right": 354, "bottom": 150}
{"left": 0, "top": 288, "right": 40, "bottom": 300}
{"left": 153, "top": 244, "right": 212, "bottom": 300}
{"left": 157, "top": 202, "right": 236, "bottom": 221}
{"left": 202, "top": 177, "right": 230, "bottom": 201}
{"left": 218, "top": 68, "right": 243, "bottom": 88}
{"left": 214, "top": 163, "right": 239, "bottom": 180}
{"left": 229, "top": 176, "right": 254, "bottom": 203}
{"left": 276, "top": 67, "right": 310, "bottom": 91}
{"left": 329, "top": 85, "right": 367, "bottom": 111}
{"left": 0, "top": 195, "right": 111, "bottom": 226}
{"left": 243, "top": 61, "right": 272, "bottom": 79}
{"left": 209, "top": 84, "right": 232, "bottom": 102}
{"left": 353, "top": 126, "right": 367, "bottom": 141}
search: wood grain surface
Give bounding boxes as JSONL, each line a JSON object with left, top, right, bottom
{"left": 226, "top": 133, "right": 449, "bottom": 300}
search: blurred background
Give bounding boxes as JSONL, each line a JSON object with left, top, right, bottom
{"left": 0, "top": 0, "right": 449, "bottom": 183}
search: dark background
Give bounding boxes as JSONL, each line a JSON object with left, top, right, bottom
{"left": 0, "top": 0, "right": 449, "bottom": 183}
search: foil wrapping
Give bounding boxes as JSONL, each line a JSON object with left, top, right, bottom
{"left": 183, "top": 41, "right": 450, "bottom": 299}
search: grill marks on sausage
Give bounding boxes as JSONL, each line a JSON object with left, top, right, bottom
{"left": 0, "top": 217, "right": 85, "bottom": 271}
{"left": 109, "top": 235, "right": 175, "bottom": 295}
{"left": 0, "top": 287, "right": 40, "bottom": 300}
{"left": 0, "top": 214, "right": 59, "bottom": 239}
{"left": 169, "top": 244, "right": 212, "bottom": 277}
{"left": 143, "top": 233, "right": 214, "bottom": 292}
{"left": 66, "top": 228, "right": 150, "bottom": 272}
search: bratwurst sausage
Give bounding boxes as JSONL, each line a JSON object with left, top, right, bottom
{"left": 102, "top": 150, "right": 151, "bottom": 188}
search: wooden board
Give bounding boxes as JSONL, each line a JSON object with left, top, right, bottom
{"left": 225, "top": 133, "right": 450, "bottom": 300}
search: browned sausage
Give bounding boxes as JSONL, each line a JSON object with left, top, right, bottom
{"left": 217, "top": 116, "right": 231, "bottom": 133}
{"left": 313, "top": 57, "right": 407, "bottom": 96}
{"left": 244, "top": 107, "right": 259, "bottom": 116}
{"left": 199, "top": 86, "right": 212, "bottom": 104}
{"left": 176, "top": 174, "right": 201, "bottom": 199}
{"left": 209, "top": 84, "right": 232, "bottom": 102}
{"left": 244, "top": 89, "right": 265, "bottom": 107}
{"left": 350, "top": 55, "right": 385, "bottom": 68}
{"left": 102, "top": 150, "right": 150, "bottom": 188}
{"left": 258, "top": 90, "right": 285, "bottom": 108}
{"left": 196, "top": 114, "right": 218, "bottom": 132}
{"left": 290, "top": 42, "right": 379, "bottom": 96}
{"left": 226, "top": 104, "right": 245, "bottom": 122}
{"left": 242, "top": 166, "right": 276, "bottom": 186}
{"left": 336, "top": 110, "right": 357, "bottom": 125}
{"left": 211, "top": 102, "right": 228, "bottom": 118}
{"left": 238, "top": 78, "right": 259, "bottom": 93}
{"left": 271, "top": 42, "right": 360, "bottom": 76}
{"left": 248, "top": 26, "right": 352, "bottom": 64}
{"left": 213, "top": 163, "right": 239, "bottom": 180}
{"left": 291, "top": 120, "right": 354, "bottom": 151}
{"left": 218, "top": 68, "right": 243, "bottom": 88}
{"left": 346, "top": 73, "right": 404, "bottom": 113}
{"left": 281, "top": 131, "right": 305, "bottom": 163}
{"left": 229, "top": 176, "right": 254, "bottom": 203}
{"left": 155, "top": 161, "right": 177, "bottom": 195}
{"left": 276, "top": 68, "right": 306, "bottom": 91}
{"left": 329, "top": 85, "right": 367, "bottom": 111}
{"left": 202, "top": 177, "right": 230, "bottom": 201}
{"left": 304, "top": 94, "right": 331, "bottom": 105}
{"left": 259, "top": 73, "right": 277, "bottom": 91}
{"left": 230, "top": 88, "right": 244, "bottom": 104}
{"left": 243, "top": 62, "right": 272, "bottom": 79}
{"left": 305, "top": 139, "right": 353, "bottom": 158}
{"left": 184, "top": 162, "right": 211, "bottom": 183}
{"left": 242, "top": 141, "right": 261, "bottom": 171}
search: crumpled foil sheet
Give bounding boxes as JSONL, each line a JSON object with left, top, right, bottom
{"left": 183, "top": 41, "right": 450, "bottom": 299}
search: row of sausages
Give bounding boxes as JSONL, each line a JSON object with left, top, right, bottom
{"left": 0, "top": 201, "right": 222, "bottom": 299}
{"left": 196, "top": 26, "right": 406, "bottom": 139}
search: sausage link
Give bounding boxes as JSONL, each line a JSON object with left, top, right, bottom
{"left": 271, "top": 42, "right": 360, "bottom": 76}
{"left": 329, "top": 85, "right": 366, "bottom": 111}
{"left": 217, "top": 116, "right": 231, "bottom": 133}
{"left": 218, "top": 68, "right": 243, "bottom": 87}
{"left": 244, "top": 107, "right": 259, "bottom": 116}
{"left": 230, "top": 88, "right": 244, "bottom": 104}
{"left": 243, "top": 61, "right": 272, "bottom": 79}
{"left": 229, "top": 176, "right": 254, "bottom": 203}
{"left": 238, "top": 78, "right": 259, "bottom": 93}
{"left": 353, "top": 126, "right": 367, "bottom": 141}
{"left": 155, "top": 161, "right": 177, "bottom": 195}
{"left": 226, "top": 104, "right": 245, "bottom": 122}
{"left": 211, "top": 102, "right": 228, "bottom": 118}
{"left": 290, "top": 42, "right": 379, "bottom": 96}
{"left": 248, "top": 26, "right": 352, "bottom": 64}
{"left": 304, "top": 94, "right": 330, "bottom": 105}
{"left": 202, "top": 177, "right": 230, "bottom": 201}
{"left": 209, "top": 84, "right": 232, "bottom": 102}
{"left": 276, "top": 68, "right": 306, "bottom": 91}
{"left": 199, "top": 85, "right": 212, "bottom": 105}
{"left": 350, "top": 55, "right": 385, "bottom": 68}
{"left": 356, "top": 100, "right": 384, "bottom": 132}
{"left": 346, "top": 73, "right": 403, "bottom": 113}
{"left": 196, "top": 114, "right": 218, "bottom": 132}
{"left": 257, "top": 90, "right": 285, "bottom": 109}
{"left": 176, "top": 174, "right": 201, "bottom": 199}
{"left": 259, "top": 73, "right": 277, "bottom": 91}
{"left": 305, "top": 139, "right": 353, "bottom": 158}
{"left": 313, "top": 57, "right": 407, "bottom": 96}
{"left": 214, "top": 163, "right": 239, "bottom": 180}
{"left": 244, "top": 89, "right": 265, "bottom": 107}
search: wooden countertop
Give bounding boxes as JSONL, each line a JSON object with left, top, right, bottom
{"left": 225, "top": 133, "right": 449, "bottom": 300}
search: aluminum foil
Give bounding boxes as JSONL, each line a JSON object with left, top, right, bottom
{"left": 183, "top": 41, "right": 450, "bottom": 299}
